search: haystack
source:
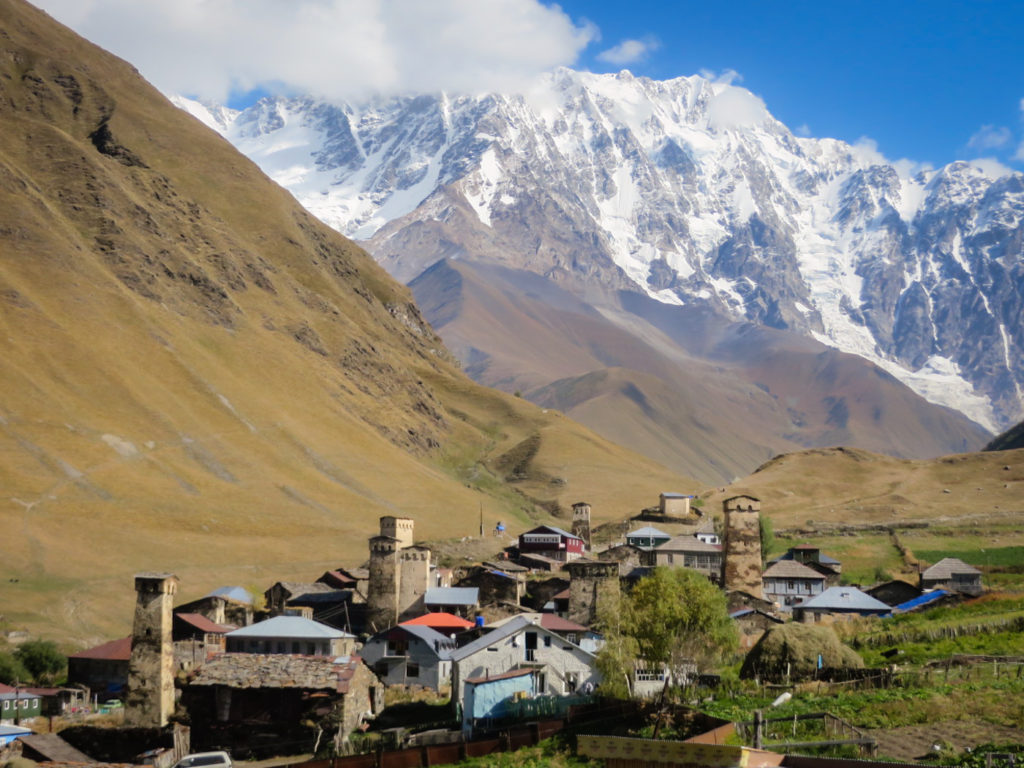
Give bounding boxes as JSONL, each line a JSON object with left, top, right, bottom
{"left": 740, "top": 622, "right": 863, "bottom": 681}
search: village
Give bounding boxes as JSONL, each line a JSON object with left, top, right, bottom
{"left": 0, "top": 492, "right": 1000, "bottom": 767}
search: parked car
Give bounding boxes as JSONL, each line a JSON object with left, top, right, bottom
{"left": 172, "top": 752, "right": 232, "bottom": 768}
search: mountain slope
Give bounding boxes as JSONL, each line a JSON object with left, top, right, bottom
{"left": 180, "top": 71, "right": 1024, "bottom": 435}
{"left": 409, "top": 259, "right": 988, "bottom": 483}
{"left": 0, "top": 0, "right": 697, "bottom": 643}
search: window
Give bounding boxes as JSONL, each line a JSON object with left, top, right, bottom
{"left": 3, "top": 700, "right": 8, "bottom": 710}
{"left": 543, "top": 635, "right": 552, "bottom": 648}
{"left": 566, "top": 633, "right": 577, "bottom": 644}
{"left": 407, "top": 662, "right": 420, "bottom": 678}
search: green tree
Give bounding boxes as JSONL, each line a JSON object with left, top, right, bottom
{"left": 596, "top": 567, "right": 738, "bottom": 697}
{"left": 0, "top": 651, "right": 29, "bottom": 684}
{"left": 14, "top": 640, "right": 66, "bottom": 684}
{"left": 759, "top": 514, "right": 775, "bottom": 561}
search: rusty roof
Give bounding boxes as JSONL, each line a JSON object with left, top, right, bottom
{"left": 68, "top": 636, "right": 131, "bottom": 660}
{"left": 175, "top": 612, "right": 233, "bottom": 634}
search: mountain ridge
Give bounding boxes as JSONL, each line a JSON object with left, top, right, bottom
{"left": 177, "top": 69, "right": 1023, "bottom": 434}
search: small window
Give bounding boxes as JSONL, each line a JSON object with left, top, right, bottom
{"left": 3, "top": 700, "right": 8, "bottom": 710}
{"left": 407, "top": 662, "right": 420, "bottom": 678}
{"left": 487, "top": 647, "right": 499, "bottom": 652}
{"left": 543, "top": 635, "right": 552, "bottom": 648}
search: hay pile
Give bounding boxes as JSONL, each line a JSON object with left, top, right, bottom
{"left": 740, "top": 622, "right": 863, "bottom": 681}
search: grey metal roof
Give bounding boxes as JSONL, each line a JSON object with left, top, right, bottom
{"left": 797, "top": 586, "right": 891, "bottom": 612}
{"left": 659, "top": 536, "right": 722, "bottom": 553}
{"left": 394, "top": 625, "right": 456, "bottom": 658}
{"left": 921, "top": 557, "right": 982, "bottom": 579}
{"left": 450, "top": 615, "right": 593, "bottom": 663}
{"left": 424, "top": 587, "right": 479, "bottom": 606}
{"left": 762, "top": 560, "right": 827, "bottom": 580}
{"left": 227, "top": 615, "right": 354, "bottom": 640}
{"left": 626, "top": 526, "right": 670, "bottom": 539}
{"left": 521, "top": 525, "right": 582, "bottom": 542}
{"left": 772, "top": 549, "right": 841, "bottom": 566}
{"left": 205, "top": 586, "right": 253, "bottom": 604}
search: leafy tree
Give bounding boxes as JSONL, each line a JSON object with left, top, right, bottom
{"left": 596, "top": 567, "right": 738, "bottom": 697}
{"left": 14, "top": 640, "right": 66, "bottom": 684}
{"left": 759, "top": 514, "right": 774, "bottom": 561}
{"left": 0, "top": 652, "right": 29, "bottom": 685}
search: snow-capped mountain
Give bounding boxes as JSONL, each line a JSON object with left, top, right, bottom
{"left": 174, "top": 68, "right": 1024, "bottom": 432}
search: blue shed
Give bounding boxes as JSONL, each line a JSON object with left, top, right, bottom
{"left": 462, "top": 669, "right": 536, "bottom": 735}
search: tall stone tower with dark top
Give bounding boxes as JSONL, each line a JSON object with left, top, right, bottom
{"left": 571, "top": 502, "right": 592, "bottom": 551}
{"left": 566, "top": 559, "right": 619, "bottom": 627}
{"left": 721, "top": 495, "right": 763, "bottom": 598}
{"left": 367, "top": 517, "right": 430, "bottom": 631}
{"left": 125, "top": 572, "right": 178, "bottom": 727}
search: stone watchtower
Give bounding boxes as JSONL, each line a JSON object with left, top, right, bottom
{"left": 571, "top": 502, "right": 592, "bottom": 551}
{"left": 566, "top": 560, "right": 620, "bottom": 627}
{"left": 125, "top": 572, "right": 178, "bottom": 727}
{"left": 367, "top": 517, "right": 430, "bottom": 632}
{"left": 721, "top": 495, "right": 763, "bottom": 598}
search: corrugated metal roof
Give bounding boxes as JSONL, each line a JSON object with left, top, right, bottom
{"left": 401, "top": 612, "right": 474, "bottom": 629}
{"left": 921, "top": 557, "right": 981, "bottom": 579}
{"left": 762, "top": 560, "right": 827, "bottom": 580}
{"left": 797, "top": 586, "right": 891, "bottom": 612}
{"left": 175, "top": 612, "right": 233, "bottom": 634}
{"left": 521, "top": 525, "right": 582, "bottom": 541}
{"left": 659, "top": 536, "right": 722, "bottom": 553}
{"left": 227, "top": 615, "right": 354, "bottom": 639}
{"left": 894, "top": 589, "right": 949, "bottom": 613}
{"left": 392, "top": 625, "right": 456, "bottom": 658}
{"left": 68, "top": 636, "right": 131, "bottom": 660}
{"left": 424, "top": 587, "right": 479, "bottom": 606}
{"left": 626, "top": 526, "right": 670, "bottom": 539}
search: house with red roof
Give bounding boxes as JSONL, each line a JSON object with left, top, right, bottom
{"left": 66, "top": 637, "right": 131, "bottom": 699}
{"left": 400, "top": 612, "right": 474, "bottom": 638}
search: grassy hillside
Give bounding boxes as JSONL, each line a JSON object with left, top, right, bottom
{"left": 0, "top": 0, "right": 696, "bottom": 645}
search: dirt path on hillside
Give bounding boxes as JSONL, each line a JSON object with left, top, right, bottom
{"left": 868, "top": 720, "right": 1024, "bottom": 763}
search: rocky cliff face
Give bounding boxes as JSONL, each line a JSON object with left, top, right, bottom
{"left": 177, "top": 68, "right": 1024, "bottom": 433}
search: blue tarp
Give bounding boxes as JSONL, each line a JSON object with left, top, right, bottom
{"left": 893, "top": 589, "right": 948, "bottom": 614}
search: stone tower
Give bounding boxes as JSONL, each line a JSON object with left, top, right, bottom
{"left": 367, "top": 517, "right": 431, "bottom": 631}
{"left": 397, "top": 545, "right": 431, "bottom": 622}
{"left": 380, "top": 516, "right": 414, "bottom": 549}
{"left": 721, "top": 495, "right": 763, "bottom": 598}
{"left": 566, "top": 560, "right": 620, "bottom": 627}
{"left": 571, "top": 502, "right": 592, "bottom": 550}
{"left": 125, "top": 572, "right": 178, "bottom": 727}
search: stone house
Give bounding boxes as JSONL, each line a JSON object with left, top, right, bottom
{"left": 517, "top": 526, "right": 586, "bottom": 562}
{"left": 646, "top": 536, "right": 723, "bottom": 582}
{"left": 175, "top": 586, "right": 254, "bottom": 627}
{"left": 318, "top": 568, "right": 369, "bottom": 599}
{"left": 66, "top": 636, "right": 131, "bottom": 699}
{"left": 867, "top": 580, "right": 922, "bottom": 607}
{"left": 423, "top": 587, "right": 479, "bottom": 617}
{"left": 449, "top": 615, "right": 600, "bottom": 710}
{"left": 595, "top": 543, "right": 648, "bottom": 573}
{"left": 225, "top": 616, "right": 357, "bottom": 656}
{"left": 920, "top": 557, "right": 983, "bottom": 596}
{"left": 361, "top": 624, "right": 455, "bottom": 690}
{"left": 730, "top": 609, "right": 784, "bottom": 651}
{"left": 456, "top": 566, "right": 523, "bottom": 606}
{"left": 172, "top": 613, "right": 233, "bottom": 671}
{"left": 761, "top": 560, "right": 827, "bottom": 609}
{"left": 768, "top": 545, "right": 842, "bottom": 584}
{"left": 181, "top": 653, "right": 382, "bottom": 755}
{"left": 264, "top": 582, "right": 355, "bottom": 629}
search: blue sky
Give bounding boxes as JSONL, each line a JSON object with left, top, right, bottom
{"left": 565, "top": 0, "right": 1024, "bottom": 171}
{"left": 35, "top": 0, "right": 1024, "bottom": 171}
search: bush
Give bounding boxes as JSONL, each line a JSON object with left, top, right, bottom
{"left": 14, "top": 640, "right": 66, "bottom": 684}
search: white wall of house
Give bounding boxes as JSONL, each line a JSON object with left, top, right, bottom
{"left": 451, "top": 626, "right": 599, "bottom": 706}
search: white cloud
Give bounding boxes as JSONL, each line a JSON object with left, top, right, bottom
{"left": 967, "top": 157, "right": 1015, "bottom": 179}
{"left": 34, "top": 0, "right": 597, "bottom": 101}
{"left": 967, "top": 125, "right": 1012, "bottom": 151}
{"left": 849, "top": 136, "right": 887, "bottom": 166}
{"left": 699, "top": 68, "right": 743, "bottom": 86}
{"left": 597, "top": 37, "right": 659, "bottom": 65}
{"left": 706, "top": 85, "right": 768, "bottom": 131}
{"left": 795, "top": 123, "right": 812, "bottom": 137}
